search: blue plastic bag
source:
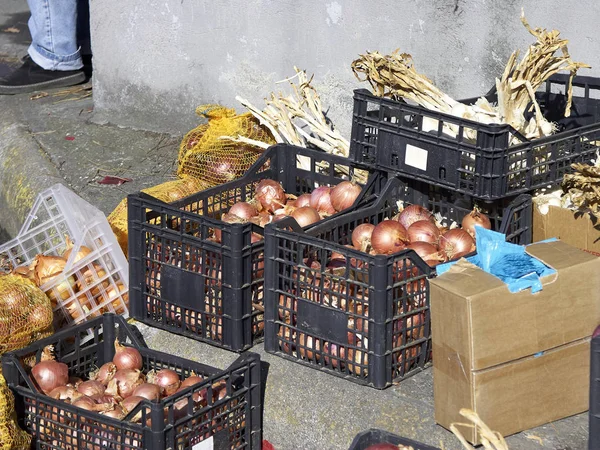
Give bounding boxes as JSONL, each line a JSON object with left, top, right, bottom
{"left": 436, "top": 227, "right": 556, "bottom": 293}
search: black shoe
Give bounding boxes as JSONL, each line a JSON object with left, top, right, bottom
{"left": 0, "top": 55, "right": 86, "bottom": 95}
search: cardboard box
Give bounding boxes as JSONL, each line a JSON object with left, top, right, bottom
{"left": 433, "top": 338, "right": 590, "bottom": 444}
{"left": 429, "top": 240, "right": 600, "bottom": 444}
{"left": 533, "top": 203, "right": 600, "bottom": 254}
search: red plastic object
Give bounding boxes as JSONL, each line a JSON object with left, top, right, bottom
{"left": 262, "top": 440, "right": 275, "bottom": 450}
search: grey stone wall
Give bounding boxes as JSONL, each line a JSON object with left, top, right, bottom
{"left": 90, "top": 0, "right": 600, "bottom": 137}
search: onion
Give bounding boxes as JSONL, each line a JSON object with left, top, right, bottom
{"left": 250, "top": 211, "right": 273, "bottom": 228}
{"left": 407, "top": 242, "right": 443, "bottom": 267}
{"left": 255, "top": 180, "right": 287, "bottom": 213}
{"left": 89, "top": 362, "right": 117, "bottom": 385}
{"left": 132, "top": 383, "right": 162, "bottom": 401}
{"left": 31, "top": 346, "right": 69, "bottom": 394}
{"left": 48, "top": 384, "right": 77, "bottom": 401}
{"left": 121, "top": 395, "right": 145, "bottom": 413}
{"left": 28, "top": 304, "right": 54, "bottom": 331}
{"left": 462, "top": 206, "right": 492, "bottom": 237}
{"left": 229, "top": 202, "right": 258, "bottom": 220}
{"left": 330, "top": 181, "right": 362, "bottom": 212}
{"left": 180, "top": 374, "right": 204, "bottom": 390}
{"left": 72, "top": 395, "right": 110, "bottom": 412}
{"left": 351, "top": 223, "right": 375, "bottom": 252}
{"left": 291, "top": 206, "right": 321, "bottom": 228}
{"left": 179, "top": 373, "right": 206, "bottom": 403}
{"left": 407, "top": 220, "right": 440, "bottom": 246}
{"left": 100, "top": 404, "right": 126, "bottom": 419}
{"left": 309, "top": 186, "right": 336, "bottom": 215}
{"left": 113, "top": 340, "right": 143, "bottom": 371}
{"left": 371, "top": 221, "right": 408, "bottom": 255}
{"left": 323, "top": 341, "right": 346, "bottom": 369}
{"left": 77, "top": 380, "right": 106, "bottom": 397}
{"left": 205, "top": 157, "right": 242, "bottom": 184}
{"left": 294, "top": 193, "right": 312, "bottom": 208}
{"left": 92, "top": 394, "right": 116, "bottom": 404}
{"left": 214, "top": 213, "right": 248, "bottom": 243}
{"left": 147, "top": 369, "right": 180, "bottom": 397}
{"left": 298, "top": 333, "right": 320, "bottom": 361}
{"left": 398, "top": 204, "right": 434, "bottom": 230}
{"left": 11, "top": 264, "right": 36, "bottom": 282}
{"left": 32, "top": 254, "right": 76, "bottom": 304}
{"left": 62, "top": 236, "right": 93, "bottom": 264}
{"left": 439, "top": 229, "right": 476, "bottom": 261}
{"left": 105, "top": 369, "right": 145, "bottom": 399}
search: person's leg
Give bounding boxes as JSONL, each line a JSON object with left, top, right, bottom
{"left": 0, "top": 0, "right": 86, "bottom": 94}
{"left": 27, "top": 0, "right": 83, "bottom": 70}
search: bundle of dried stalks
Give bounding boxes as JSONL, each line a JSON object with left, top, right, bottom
{"left": 351, "top": 10, "right": 590, "bottom": 144}
{"left": 449, "top": 408, "right": 509, "bottom": 450}
{"left": 562, "top": 153, "right": 600, "bottom": 219}
{"left": 495, "top": 10, "right": 590, "bottom": 140}
{"left": 226, "top": 68, "right": 367, "bottom": 183}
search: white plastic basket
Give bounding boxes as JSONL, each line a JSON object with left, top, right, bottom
{"left": 0, "top": 184, "right": 129, "bottom": 338}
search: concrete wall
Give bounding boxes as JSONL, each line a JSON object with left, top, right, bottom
{"left": 90, "top": 0, "right": 600, "bottom": 138}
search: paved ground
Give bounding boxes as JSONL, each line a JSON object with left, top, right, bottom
{"left": 0, "top": 2, "right": 590, "bottom": 449}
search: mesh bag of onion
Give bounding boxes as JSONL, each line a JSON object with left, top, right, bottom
{"left": 177, "top": 104, "right": 276, "bottom": 185}
{"left": 263, "top": 175, "right": 532, "bottom": 388}
{"left": 1, "top": 314, "right": 262, "bottom": 450}
{"left": 0, "top": 274, "right": 54, "bottom": 357}
{"left": 0, "top": 373, "right": 31, "bottom": 450}
{"left": 127, "top": 144, "right": 377, "bottom": 352}
{"left": 0, "top": 184, "right": 129, "bottom": 343}
{"left": 108, "top": 176, "right": 213, "bottom": 257}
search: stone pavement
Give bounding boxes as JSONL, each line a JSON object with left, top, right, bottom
{"left": 0, "top": 2, "right": 589, "bottom": 449}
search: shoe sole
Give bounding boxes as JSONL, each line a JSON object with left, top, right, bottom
{"left": 0, "top": 72, "right": 87, "bottom": 95}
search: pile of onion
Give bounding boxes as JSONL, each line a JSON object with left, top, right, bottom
{"left": 212, "top": 179, "right": 362, "bottom": 243}
{"left": 342, "top": 204, "right": 489, "bottom": 266}
{"left": 11, "top": 236, "right": 129, "bottom": 322}
{"left": 29, "top": 340, "right": 219, "bottom": 431}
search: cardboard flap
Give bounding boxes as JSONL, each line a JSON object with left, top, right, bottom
{"left": 430, "top": 258, "right": 505, "bottom": 297}
{"left": 526, "top": 239, "right": 599, "bottom": 271}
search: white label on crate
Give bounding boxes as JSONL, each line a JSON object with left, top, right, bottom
{"left": 405, "top": 144, "right": 428, "bottom": 171}
{"left": 192, "top": 436, "right": 214, "bottom": 450}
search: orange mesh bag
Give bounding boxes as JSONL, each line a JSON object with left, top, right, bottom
{"left": 0, "top": 274, "right": 52, "bottom": 448}
{"left": 177, "top": 104, "right": 275, "bottom": 184}
{"left": 0, "top": 274, "right": 53, "bottom": 356}
{"left": 0, "top": 373, "right": 31, "bottom": 450}
{"left": 108, "top": 176, "right": 212, "bottom": 257}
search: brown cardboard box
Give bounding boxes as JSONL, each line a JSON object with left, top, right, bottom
{"left": 433, "top": 338, "right": 590, "bottom": 444}
{"left": 533, "top": 203, "right": 600, "bottom": 253}
{"left": 429, "top": 240, "right": 600, "bottom": 444}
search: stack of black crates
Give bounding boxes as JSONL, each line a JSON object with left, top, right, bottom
{"left": 262, "top": 73, "right": 600, "bottom": 389}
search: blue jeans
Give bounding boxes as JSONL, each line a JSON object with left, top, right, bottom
{"left": 26, "top": 0, "right": 90, "bottom": 71}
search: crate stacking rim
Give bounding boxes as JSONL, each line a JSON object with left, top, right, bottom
{"left": 263, "top": 175, "right": 532, "bottom": 389}
{"left": 1, "top": 314, "right": 262, "bottom": 450}
{"left": 0, "top": 184, "right": 129, "bottom": 341}
{"left": 349, "top": 73, "right": 600, "bottom": 200}
{"left": 127, "top": 144, "right": 378, "bottom": 352}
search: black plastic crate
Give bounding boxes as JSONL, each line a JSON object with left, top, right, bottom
{"left": 1, "top": 314, "right": 262, "bottom": 450}
{"left": 128, "top": 144, "right": 378, "bottom": 352}
{"left": 349, "top": 73, "right": 600, "bottom": 200}
{"left": 263, "top": 176, "right": 532, "bottom": 389}
{"left": 348, "top": 429, "right": 440, "bottom": 450}
{"left": 590, "top": 327, "right": 600, "bottom": 449}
